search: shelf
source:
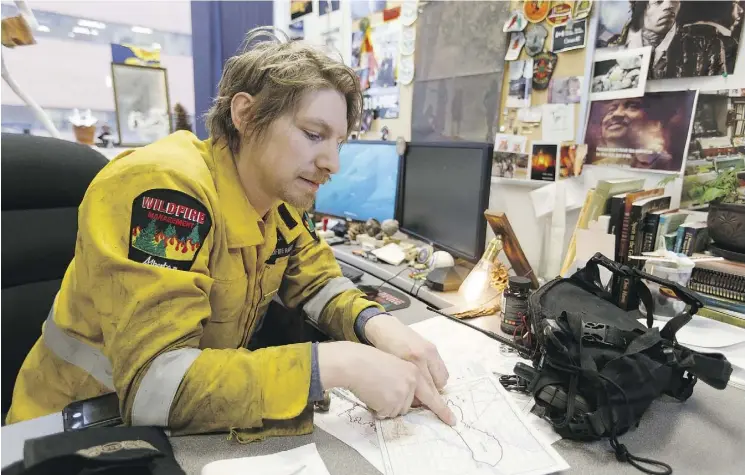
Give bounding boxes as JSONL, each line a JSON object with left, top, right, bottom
{"left": 490, "top": 176, "right": 554, "bottom": 188}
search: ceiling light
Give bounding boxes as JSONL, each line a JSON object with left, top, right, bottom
{"left": 151, "top": 42, "right": 162, "bottom": 50}
{"left": 68, "top": 32, "right": 75, "bottom": 38}
{"left": 72, "top": 26, "right": 93, "bottom": 35}
{"left": 131, "top": 26, "right": 153, "bottom": 34}
{"left": 37, "top": 25, "right": 50, "bottom": 32}
{"left": 77, "top": 19, "right": 106, "bottom": 29}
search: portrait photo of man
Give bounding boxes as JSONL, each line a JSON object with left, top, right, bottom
{"left": 597, "top": 1, "right": 744, "bottom": 79}
{"left": 585, "top": 91, "right": 697, "bottom": 172}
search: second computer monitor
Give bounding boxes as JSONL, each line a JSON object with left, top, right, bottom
{"left": 313, "top": 140, "right": 400, "bottom": 223}
{"left": 399, "top": 142, "right": 493, "bottom": 263}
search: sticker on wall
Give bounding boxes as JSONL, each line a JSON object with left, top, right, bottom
{"left": 573, "top": 0, "right": 593, "bottom": 20}
{"left": 401, "top": 25, "right": 416, "bottom": 56}
{"left": 401, "top": 1, "right": 418, "bottom": 26}
{"left": 546, "top": 2, "right": 572, "bottom": 27}
{"left": 503, "top": 10, "right": 528, "bottom": 32}
{"left": 523, "top": 1, "right": 550, "bottom": 23}
{"left": 525, "top": 23, "right": 548, "bottom": 57}
{"left": 532, "top": 52, "right": 557, "bottom": 90}
{"left": 505, "top": 32, "right": 526, "bottom": 61}
{"left": 399, "top": 55, "right": 414, "bottom": 85}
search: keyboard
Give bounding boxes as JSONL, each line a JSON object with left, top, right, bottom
{"left": 338, "top": 261, "right": 364, "bottom": 283}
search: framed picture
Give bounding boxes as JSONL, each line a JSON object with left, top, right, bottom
{"left": 590, "top": 47, "right": 651, "bottom": 101}
{"left": 111, "top": 63, "right": 172, "bottom": 147}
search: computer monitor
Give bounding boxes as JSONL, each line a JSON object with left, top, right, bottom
{"left": 313, "top": 140, "right": 401, "bottom": 223}
{"left": 399, "top": 142, "right": 493, "bottom": 263}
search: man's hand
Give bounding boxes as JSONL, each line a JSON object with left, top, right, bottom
{"left": 363, "top": 314, "right": 453, "bottom": 415}
{"left": 318, "top": 341, "right": 455, "bottom": 425}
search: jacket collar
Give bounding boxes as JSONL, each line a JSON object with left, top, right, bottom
{"left": 207, "top": 140, "right": 264, "bottom": 248}
{"left": 206, "top": 139, "right": 305, "bottom": 248}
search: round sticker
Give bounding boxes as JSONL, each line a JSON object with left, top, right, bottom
{"left": 523, "top": 0, "right": 550, "bottom": 23}
{"left": 401, "top": 25, "right": 416, "bottom": 56}
{"left": 399, "top": 55, "right": 414, "bottom": 85}
{"left": 546, "top": 2, "right": 573, "bottom": 27}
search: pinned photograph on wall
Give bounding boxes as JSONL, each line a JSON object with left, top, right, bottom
{"left": 551, "top": 18, "right": 587, "bottom": 53}
{"left": 505, "top": 32, "right": 526, "bottom": 61}
{"left": 360, "top": 109, "right": 374, "bottom": 133}
{"left": 495, "top": 133, "right": 528, "bottom": 153}
{"left": 533, "top": 52, "right": 557, "bottom": 90}
{"left": 319, "top": 0, "right": 339, "bottom": 16}
{"left": 542, "top": 103, "right": 575, "bottom": 143}
{"left": 595, "top": 1, "right": 743, "bottom": 79}
{"left": 362, "top": 20, "right": 401, "bottom": 119}
{"left": 525, "top": 23, "right": 548, "bottom": 57}
{"left": 573, "top": 0, "right": 593, "bottom": 20}
{"left": 548, "top": 76, "right": 582, "bottom": 104}
{"left": 290, "top": 1, "right": 312, "bottom": 21}
{"left": 591, "top": 46, "right": 651, "bottom": 101}
{"left": 504, "top": 10, "right": 528, "bottom": 32}
{"left": 531, "top": 143, "right": 558, "bottom": 182}
{"left": 506, "top": 59, "right": 533, "bottom": 108}
{"left": 289, "top": 20, "right": 304, "bottom": 41}
{"left": 585, "top": 91, "right": 698, "bottom": 173}
{"left": 559, "top": 143, "right": 588, "bottom": 179}
{"left": 546, "top": 2, "right": 573, "bottom": 27}
{"left": 524, "top": 0, "right": 550, "bottom": 23}
{"left": 352, "top": 0, "right": 388, "bottom": 20}
{"left": 493, "top": 152, "right": 530, "bottom": 179}
{"left": 351, "top": 30, "right": 364, "bottom": 68}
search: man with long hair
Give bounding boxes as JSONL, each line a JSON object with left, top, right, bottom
{"left": 7, "top": 28, "right": 455, "bottom": 437}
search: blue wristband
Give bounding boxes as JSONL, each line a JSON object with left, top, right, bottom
{"left": 354, "top": 307, "right": 386, "bottom": 345}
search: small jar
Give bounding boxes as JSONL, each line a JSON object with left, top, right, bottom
{"left": 501, "top": 276, "right": 532, "bottom": 335}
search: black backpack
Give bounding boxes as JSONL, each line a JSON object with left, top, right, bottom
{"left": 514, "top": 253, "right": 733, "bottom": 474}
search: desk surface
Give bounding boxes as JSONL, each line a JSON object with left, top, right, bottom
{"left": 3, "top": 268, "right": 745, "bottom": 475}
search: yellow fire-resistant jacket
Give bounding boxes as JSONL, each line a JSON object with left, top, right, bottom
{"left": 7, "top": 131, "right": 382, "bottom": 438}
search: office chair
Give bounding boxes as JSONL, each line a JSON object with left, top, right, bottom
{"left": 1, "top": 133, "right": 109, "bottom": 420}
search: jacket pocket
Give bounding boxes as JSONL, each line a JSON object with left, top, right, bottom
{"left": 201, "top": 274, "right": 248, "bottom": 349}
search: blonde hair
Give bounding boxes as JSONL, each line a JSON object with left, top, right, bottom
{"left": 206, "top": 27, "right": 362, "bottom": 155}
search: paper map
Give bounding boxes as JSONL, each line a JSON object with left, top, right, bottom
{"left": 375, "top": 376, "right": 569, "bottom": 475}
{"left": 314, "top": 389, "right": 384, "bottom": 472}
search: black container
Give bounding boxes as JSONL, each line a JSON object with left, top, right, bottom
{"left": 501, "top": 276, "right": 532, "bottom": 335}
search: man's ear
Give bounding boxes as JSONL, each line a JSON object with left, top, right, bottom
{"left": 230, "top": 92, "right": 254, "bottom": 132}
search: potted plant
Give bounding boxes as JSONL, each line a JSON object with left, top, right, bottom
{"left": 706, "top": 169, "right": 745, "bottom": 254}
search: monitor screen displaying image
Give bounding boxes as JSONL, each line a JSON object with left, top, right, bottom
{"left": 313, "top": 141, "right": 400, "bottom": 222}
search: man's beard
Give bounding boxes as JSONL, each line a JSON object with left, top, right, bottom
{"left": 279, "top": 185, "right": 315, "bottom": 210}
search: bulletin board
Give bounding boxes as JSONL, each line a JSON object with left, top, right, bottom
{"left": 496, "top": 0, "right": 593, "bottom": 182}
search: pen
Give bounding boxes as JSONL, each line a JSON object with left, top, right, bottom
{"left": 331, "top": 388, "right": 368, "bottom": 410}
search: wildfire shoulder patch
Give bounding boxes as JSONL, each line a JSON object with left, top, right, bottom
{"left": 129, "top": 189, "right": 212, "bottom": 271}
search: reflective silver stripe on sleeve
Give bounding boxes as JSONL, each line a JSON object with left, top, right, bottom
{"left": 42, "top": 307, "right": 115, "bottom": 391}
{"left": 131, "top": 348, "right": 201, "bottom": 427}
{"left": 302, "top": 276, "right": 357, "bottom": 323}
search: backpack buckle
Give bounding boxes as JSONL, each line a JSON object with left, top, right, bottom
{"left": 582, "top": 322, "right": 629, "bottom": 349}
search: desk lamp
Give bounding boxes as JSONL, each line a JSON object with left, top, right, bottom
{"left": 459, "top": 236, "right": 503, "bottom": 305}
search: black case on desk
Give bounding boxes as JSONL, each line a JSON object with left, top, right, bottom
{"left": 2, "top": 426, "right": 184, "bottom": 475}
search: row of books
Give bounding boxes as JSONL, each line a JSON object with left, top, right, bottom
{"left": 562, "top": 178, "right": 744, "bottom": 321}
